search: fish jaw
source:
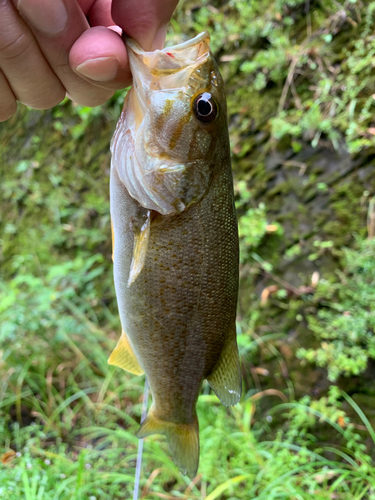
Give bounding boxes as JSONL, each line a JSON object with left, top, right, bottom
{"left": 110, "top": 31, "right": 227, "bottom": 215}
{"left": 125, "top": 31, "right": 212, "bottom": 92}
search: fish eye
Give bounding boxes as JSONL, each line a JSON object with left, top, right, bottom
{"left": 192, "top": 92, "right": 218, "bottom": 124}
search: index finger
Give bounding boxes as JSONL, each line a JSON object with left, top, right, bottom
{"left": 15, "top": 0, "right": 114, "bottom": 106}
{"left": 111, "top": 0, "right": 179, "bottom": 51}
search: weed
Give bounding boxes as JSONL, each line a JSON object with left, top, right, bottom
{"left": 298, "top": 238, "right": 375, "bottom": 381}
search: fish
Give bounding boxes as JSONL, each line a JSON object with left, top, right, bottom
{"left": 108, "top": 31, "right": 241, "bottom": 477}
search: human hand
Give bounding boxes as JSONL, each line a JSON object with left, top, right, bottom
{"left": 0, "top": 0, "right": 179, "bottom": 122}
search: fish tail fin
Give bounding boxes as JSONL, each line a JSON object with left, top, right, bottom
{"left": 137, "top": 407, "right": 199, "bottom": 477}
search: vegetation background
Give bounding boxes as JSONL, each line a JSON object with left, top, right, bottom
{"left": 1, "top": 0, "right": 375, "bottom": 498}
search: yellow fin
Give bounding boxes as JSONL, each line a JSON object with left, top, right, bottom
{"left": 206, "top": 327, "right": 242, "bottom": 406}
{"left": 137, "top": 407, "right": 199, "bottom": 477}
{"left": 127, "top": 210, "right": 151, "bottom": 287}
{"left": 108, "top": 331, "right": 144, "bottom": 375}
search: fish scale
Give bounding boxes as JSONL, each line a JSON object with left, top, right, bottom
{"left": 109, "top": 31, "right": 241, "bottom": 477}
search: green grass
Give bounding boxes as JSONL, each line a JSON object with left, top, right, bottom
{"left": 2, "top": 1, "right": 375, "bottom": 497}
{"left": 1, "top": 285, "right": 375, "bottom": 499}
{"left": 1, "top": 183, "right": 374, "bottom": 497}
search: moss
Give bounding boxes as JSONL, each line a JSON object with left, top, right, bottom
{"left": 229, "top": 88, "right": 280, "bottom": 129}
{"left": 0, "top": 103, "right": 116, "bottom": 322}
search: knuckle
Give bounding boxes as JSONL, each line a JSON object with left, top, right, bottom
{"left": 0, "top": 32, "right": 31, "bottom": 61}
{"left": 28, "top": 88, "right": 66, "bottom": 110}
{"left": 0, "top": 100, "right": 17, "bottom": 122}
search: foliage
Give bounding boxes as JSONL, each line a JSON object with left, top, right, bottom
{"left": 3, "top": 151, "right": 372, "bottom": 498}
{"left": 235, "top": 180, "right": 283, "bottom": 266}
{"left": 298, "top": 237, "right": 375, "bottom": 381}
{"left": 0, "top": 254, "right": 106, "bottom": 345}
{"left": 1, "top": 264, "right": 375, "bottom": 498}
{"left": 174, "top": 0, "right": 375, "bottom": 152}
{"left": 1, "top": 0, "right": 375, "bottom": 498}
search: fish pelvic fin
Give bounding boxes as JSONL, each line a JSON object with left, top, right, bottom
{"left": 108, "top": 331, "right": 144, "bottom": 375}
{"left": 206, "top": 325, "right": 242, "bottom": 406}
{"left": 137, "top": 407, "right": 199, "bottom": 478}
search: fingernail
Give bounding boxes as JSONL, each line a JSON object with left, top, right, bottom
{"left": 151, "top": 25, "right": 168, "bottom": 51}
{"left": 76, "top": 57, "right": 119, "bottom": 82}
{"left": 17, "top": 0, "right": 68, "bottom": 35}
{"left": 108, "top": 25, "right": 122, "bottom": 36}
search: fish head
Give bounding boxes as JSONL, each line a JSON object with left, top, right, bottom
{"left": 111, "top": 32, "right": 229, "bottom": 215}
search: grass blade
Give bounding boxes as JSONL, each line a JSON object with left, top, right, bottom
{"left": 340, "top": 391, "right": 375, "bottom": 446}
{"left": 205, "top": 475, "right": 249, "bottom": 500}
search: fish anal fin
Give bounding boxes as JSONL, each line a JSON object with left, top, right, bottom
{"left": 137, "top": 407, "right": 199, "bottom": 478}
{"left": 206, "top": 328, "right": 242, "bottom": 406}
{"left": 108, "top": 331, "right": 144, "bottom": 375}
{"left": 127, "top": 209, "right": 151, "bottom": 287}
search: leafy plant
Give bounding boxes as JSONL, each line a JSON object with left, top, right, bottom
{"left": 235, "top": 180, "right": 283, "bottom": 265}
{"left": 174, "top": 0, "right": 375, "bottom": 152}
{"left": 298, "top": 237, "right": 375, "bottom": 381}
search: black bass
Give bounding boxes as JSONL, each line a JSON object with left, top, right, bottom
{"left": 109, "top": 31, "right": 241, "bottom": 477}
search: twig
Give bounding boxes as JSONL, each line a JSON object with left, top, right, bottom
{"left": 278, "top": 54, "right": 303, "bottom": 113}
{"left": 278, "top": 6, "right": 352, "bottom": 113}
{"left": 282, "top": 160, "right": 307, "bottom": 176}
{"left": 141, "top": 468, "right": 162, "bottom": 498}
{"left": 250, "top": 389, "right": 288, "bottom": 403}
{"left": 262, "top": 270, "right": 302, "bottom": 296}
{"left": 367, "top": 198, "right": 375, "bottom": 239}
{"left": 290, "top": 78, "right": 303, "bottom": 109}
{"left": 184, "top": 473, "right": 202, "bottom": 496}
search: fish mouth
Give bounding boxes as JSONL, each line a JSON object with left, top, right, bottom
{"left": 125, "top": 31, "right": 210, "bottom": 54}
{"left": 125, "top": 31, "right": 213, "bottom": 126}
{"left": 125, "top": 31, "right": 211, "bottom": 73}
{"left": 125, "top": 32, "right": 211, "bottom": 90}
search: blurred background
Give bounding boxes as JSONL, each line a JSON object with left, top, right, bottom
{"left": 1, "top": 0, "right": 375, "bottom": 498}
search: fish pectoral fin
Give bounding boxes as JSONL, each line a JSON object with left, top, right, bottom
{"left": 127, "top": 209, "right": 151, "bottom": 287}
{"left": 137, "top": 406, "right": 199, "bottom": 478}
{"left": 108, "top": 331, "right": 144, "bottom": 375}
{"left": 206, "top": 327, "right": 242, "bottom": 406}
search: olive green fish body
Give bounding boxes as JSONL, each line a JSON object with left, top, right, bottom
{"left": 109, "top": 32, "right": 241, "bottom": 476}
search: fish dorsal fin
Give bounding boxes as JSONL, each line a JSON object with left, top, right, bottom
{"left": 108, "top": 331, "right": 144, "bottom": 375}
{"left": 128, "top": 209, "right": 151, "bottom": 286}
{"left": 206, "top": 327, "right": 241, "bottom": 406}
